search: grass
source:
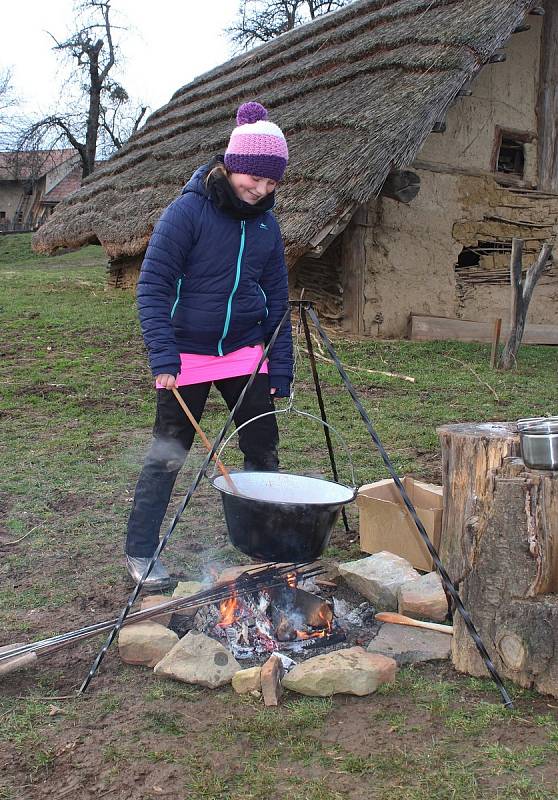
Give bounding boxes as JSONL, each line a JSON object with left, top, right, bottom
{"left": 2, "top": 234, "right": 558, "bottom": 799}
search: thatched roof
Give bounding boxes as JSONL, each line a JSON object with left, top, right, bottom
{"left": 33, "top": 0, "right": 535, "bottom": 266}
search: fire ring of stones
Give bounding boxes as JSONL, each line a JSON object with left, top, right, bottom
{"left": 118, "top": 553, "right": 451, "bottom": 705}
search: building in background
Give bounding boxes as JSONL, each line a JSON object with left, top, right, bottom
{"left": 0, "top": 149, "right": 81, "bottom": 232}
{"left": 32, "top": 0, "right": 558, "bottom": 339}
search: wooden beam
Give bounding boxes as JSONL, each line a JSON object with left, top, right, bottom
{"left": 410, "top": 314, "right": 558, "bottom": 345}
{"left": 306, "top": 203, "right": 358, "bottom": 257}
{"left": 537, "top": 0, "right": 558, "bottom": 192}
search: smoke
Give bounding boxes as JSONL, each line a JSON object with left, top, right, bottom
{"left": 145, "top": 437, "right": 188, "bottom": 473}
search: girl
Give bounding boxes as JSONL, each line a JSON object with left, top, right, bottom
{"left": 125, "top": 102, "right": 293, "bottom": 589}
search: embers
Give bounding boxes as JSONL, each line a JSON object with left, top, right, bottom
{"left": 193, "top": 576, "right": 344, "bottom": 659}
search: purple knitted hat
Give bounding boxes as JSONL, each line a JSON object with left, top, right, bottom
{"left": 224, "top": 101, "right": 288, "bottom": 182}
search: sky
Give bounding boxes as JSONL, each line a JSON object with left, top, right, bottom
{"left": 1, "top": 1, "right": 240, "bottom": 119}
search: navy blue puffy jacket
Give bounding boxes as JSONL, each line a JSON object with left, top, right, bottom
{"left": 137, "top": 164, "right": 293, "bottom": 393}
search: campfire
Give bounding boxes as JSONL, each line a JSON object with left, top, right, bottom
{"left": 191, "top": 569, "right": 346, "bottom": 659}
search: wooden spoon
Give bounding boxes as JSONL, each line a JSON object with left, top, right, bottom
{"left": 171, "top": 387, "right": 237, "bottom": 493}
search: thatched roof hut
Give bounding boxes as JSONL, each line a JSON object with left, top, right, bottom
{"left": 33, "top": 0, "right": 535, "bottom": 278}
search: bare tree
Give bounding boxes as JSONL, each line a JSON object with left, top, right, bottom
{"left": 227, "top": 0, "right": 354, "bottom": 50}
{"left": 498, "top": 238, "right": 554, "bottom": 369}
{"left": 0, "top": 68, "right": 20, "bottom": 148}
{"left": 17, "top": 0, "right": 146, "bottom": 178}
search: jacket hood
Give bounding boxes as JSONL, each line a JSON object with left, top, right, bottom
{"left": 181, "top": 163, "right": 211, "bottom": 198}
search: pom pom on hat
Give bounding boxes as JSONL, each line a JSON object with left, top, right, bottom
{"left": 236, "top": 102, "right": 268, "bottom": 125}
{"left": 224, "top": 101, "right": 288, "bottom": 182}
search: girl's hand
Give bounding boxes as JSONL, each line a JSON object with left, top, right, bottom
{"left": 156, "top": 374, "right": 176, "bottom": 389}
{"left": 270, "top": 387, "right": 276, "bottom": 395}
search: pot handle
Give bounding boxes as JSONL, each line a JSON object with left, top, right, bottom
{"left": 207, "top": 407, "right": 357, "bottom": 489}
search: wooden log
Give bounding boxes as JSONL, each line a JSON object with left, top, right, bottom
{"left": 380, "top": 170, "right": 421, "bottom": 204}
{"left": 437, "top": 422, "right": 558, "bottom": 696}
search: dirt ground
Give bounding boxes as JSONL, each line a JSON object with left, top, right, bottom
{"left": 2, "top": 491, "right": 558, "bottom": 800}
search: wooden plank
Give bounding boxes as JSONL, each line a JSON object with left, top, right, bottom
{"left": 410, "top": 314, "right": 558, "bottom": 345}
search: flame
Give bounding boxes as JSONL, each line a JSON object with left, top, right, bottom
{"left": 217, "top": 592, "right": 242, "bottom": 627}
{"left": 295, "top": 608, "right": 334, "bottom": 640}
{"left": 295, "top": 628, "right": 328, "bottom": 639}
{"left": 286, "top": 571, "right": 297, "bottom": 589}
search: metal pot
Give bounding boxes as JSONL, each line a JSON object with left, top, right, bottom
{"left": 209, "top": 471, "right": 357, "bottom": 562}
{"left": 519, "top": 418, "right": 558, "bottom": 470}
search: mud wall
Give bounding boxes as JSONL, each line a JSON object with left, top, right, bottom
{"left": 418, "top": 21, "right": 541, "bottom": 177}
{"left": 363, "top": 172, "right": 558, "bottom": 337}
{"left": 359, "top": 18, "right": 558, "bottom": 338}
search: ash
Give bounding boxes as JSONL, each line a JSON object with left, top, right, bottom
{"left": 170, "top": 580, "right": 382, "bottom": 666}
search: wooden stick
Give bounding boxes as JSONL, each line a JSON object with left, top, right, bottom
{"left": 171, "top": 387, "right": 237, "bottom": 493}
{"left": 0, "top": 650, "right": 37, "bottom": 677}
{"left": 490, "top": 318, "right": 502, "bottom": 369}
{"left": 375, "top": 612, "right": 453, "bottom": 635}
{"left": 299, "top": 348, "right": 416, "bottom": 383}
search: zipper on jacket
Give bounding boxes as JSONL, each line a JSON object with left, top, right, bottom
{"left": 170, "top": 277, "right": 182, "bottom": 318}
{"left": 218, "top": 220, "right": 245, "bottom": 355}
{"left": 259, "top": 285, "right": 268, "bottom": 318}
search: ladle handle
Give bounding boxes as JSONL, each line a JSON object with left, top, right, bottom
{"left": 375, "top": 612, "right": 453, "bottom": 635}
{"left": 171, "top": 387, "right": 237, "bottom": 493}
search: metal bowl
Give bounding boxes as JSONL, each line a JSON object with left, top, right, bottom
{"left": 517, "top": 416, "right": 558, "bottom": 433}
{"left": 209, "top": 471, "right": 357, "bottom": 562}
{"left": 520, "top": 430, "right": 558, "bottom": 470}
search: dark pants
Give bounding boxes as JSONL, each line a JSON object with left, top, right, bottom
{"left": 125, "top": 374, "right": 279, "bottom": 557}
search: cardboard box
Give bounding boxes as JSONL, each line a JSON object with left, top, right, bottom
{"left": 357, "top": 477, "right": 443, "bottom": 572}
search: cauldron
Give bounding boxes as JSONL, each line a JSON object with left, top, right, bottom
{"left": 209, "top": 471, "right": 357, "bottom": 562}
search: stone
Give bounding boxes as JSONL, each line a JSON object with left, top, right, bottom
{"left": 172, "top": 581, "right": 204, "bottom": 599}
{"left": 172, "top": 581, "right": 204, "bottom": 615}
{"left": 398, "top": 571, "right": 448, "bottom": 622}
{"left": 366, "top": 624, "right": 451, "bottom": 665}
{"left": 338, "top": 552, "right": 420, "bottom": 610}
{"left": 139, "top": 594, "right": 173, "bottom": 627}
{"left": 282, "top": 646, "right": 396, "bottom": 697}
{"left": 260, "top": 654, "right": 284, "bottom": 706}
{"left": 118, "top": 623, "right": 178, "bottom": 668}
{"left": 232, "top": 666, "right": 262, "bottom": 694}
{"left": 215, "top": 564, "right": 259, "bottom": 583}
{"left": 153, "top": 631, "right": 241, "bottom": 688}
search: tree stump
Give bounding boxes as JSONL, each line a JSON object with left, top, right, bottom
{"left": 437, "top": 422, "right": 558, "bottom": 697}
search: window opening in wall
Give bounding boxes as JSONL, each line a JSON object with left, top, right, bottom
{"left": 0, "top": 211, "right": 6, "bottom": 219}
{"left": 496, "top": 136, "right": 525, "bottom": 177}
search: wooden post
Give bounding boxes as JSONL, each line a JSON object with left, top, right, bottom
{"left": 490, "top": 318, "right": 502, "bottom": 368}
{"left": 498, "top": 239, "right": 553, "bottom": 369}
{"left": 438, "top": 422, "right": 558, "bottom": 697}
{"left": 537, "top": 0, "right": 558, "bottom": 192}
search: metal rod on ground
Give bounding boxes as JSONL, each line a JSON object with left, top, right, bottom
{"left": 171, "top": 387, "right": 238, "bottom": 493}
{"left": 299, "top": 304, "right": 350, "bottom": 533}
{"left": 304, "top": 302, "right": 514, "bottom": 709}
{"left": 78, "top": 309, "right": 291, "bottom": 695}
{"left": 0, "top": 562, "right": 325, "bottom": 668}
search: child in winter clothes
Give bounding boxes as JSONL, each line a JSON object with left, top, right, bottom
{"left": 125, "top": 101, "right": 293, "bottom": 589}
